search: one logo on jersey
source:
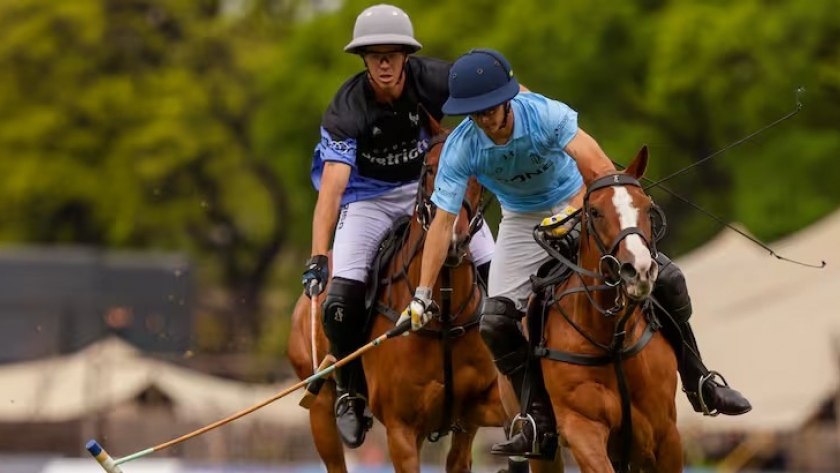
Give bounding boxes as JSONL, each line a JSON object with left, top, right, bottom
{"left": 360, "top": 138, "right": 430, "bottom": 166}
{"left": 499, "top": 160, "right": 555, "bottom": 183}
{"left": 554, "top": 117, "right": 572, "bottom": 137}
{"left": 328, "top": 140, "right": 352, "bottom": 154}
{"left": 435, "top": 187, "right": 456, "bottom": 198}
{"left": 372, "top": 126, "right": 382, "bottom": 136}
{"left": 409, "top": 112, "right": 420, "bottom": 126}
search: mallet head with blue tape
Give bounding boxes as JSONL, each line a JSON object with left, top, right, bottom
{"left": 86, "top": 440, "right": 126, "bottom": 473}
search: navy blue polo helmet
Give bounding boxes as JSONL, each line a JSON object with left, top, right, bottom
{"left": 442, "top": 48, "right": 520, "bottom": 115}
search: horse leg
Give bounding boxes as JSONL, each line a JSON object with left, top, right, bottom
{"left": 558, "top": 414, "right": 614, "bottom": 473}
{"left": 385, "top": 423, "right": 422, "bottom": 473}
{"left": 465, "top": 382, "right": 533, "bottom": 473}
{"left": 308, "top": 384, "right": 348, "bottom": 473}
{"left": 654, "top": 426, "right": 683, "bottom": 473}
{"left": 446, "top": 427, "right": 477, "bottom": 473}
{"left": 470, "top": 377, "right": 509, "bottom": 428}
{"left": 527, "top": 452, "right": 565, "bottom": 473}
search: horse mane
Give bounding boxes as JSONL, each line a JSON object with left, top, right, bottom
{"left": 419, "top": 103, "right": 445, "bottom": 136}
{"left": 419, "top": 108, "right": 451, "bottom": 171}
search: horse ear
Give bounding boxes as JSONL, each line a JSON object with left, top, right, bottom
{"left": 419, "top": 104, "right": 444, "bottom": 136}
{"left": 428, "top": 113, "right": 444, "bottom": 136}
{"left": 624, "top": 145, "right": 649, "bottom": 179}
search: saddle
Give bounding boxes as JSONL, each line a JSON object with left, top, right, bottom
{"left": 525, "top": 235, "right": 577, "bottom": 347}
{"left": 363, "top": 215, "right": 412, "bottom": 334}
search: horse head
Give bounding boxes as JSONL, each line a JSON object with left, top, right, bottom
{"left": 580, "top": 145, "right": 661, "bottom": 302}
{"left": 536, "top": 146, "right": 682, "bottom": 473}
{"left": 414, "top": 117, "right": 485, "bottom": 267}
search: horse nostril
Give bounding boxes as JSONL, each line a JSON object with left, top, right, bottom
{"left": 619, "top": 263, "right": 638, "bottom": 282}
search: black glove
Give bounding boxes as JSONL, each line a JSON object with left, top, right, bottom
{"left": 302, "top": 254, "right": 329, "bottom": 298}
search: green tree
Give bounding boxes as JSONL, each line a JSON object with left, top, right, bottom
{"left": 0, "top": 0, "right": 304, "bottom": 347}
{"left": 642, "top": 0, "right": 840, "bottom": 249}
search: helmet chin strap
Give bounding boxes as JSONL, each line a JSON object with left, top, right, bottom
{"left": 363, "top": 55, "right": 408, "bottom": 102}
{"left": 498, "top": 102, "right": 512, "bottom": 132}
{"left": 483, "top": 102, "right": 512, "bottom": 135}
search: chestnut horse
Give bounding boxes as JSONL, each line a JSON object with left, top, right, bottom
{"left": 288, "top": 123, "right": 514, "bottom": 473}
{"left": 516, "top": 146, "right": 681, "bottom": 472}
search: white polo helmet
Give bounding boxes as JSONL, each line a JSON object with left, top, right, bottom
{"left": 344, "top": 4, "right": 422, "bottom": 54}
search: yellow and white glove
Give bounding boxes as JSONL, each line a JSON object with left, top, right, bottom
{"left": 397, "top": 287, "right": 439, "bottom": 332}
{"left": 540, "top": 206, "right": 578, "bottom": 238}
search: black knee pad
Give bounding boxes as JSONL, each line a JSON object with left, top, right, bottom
{"left": 479, "top": 297, "right": 529, "bottom": 375}
{"left": 322, "top": 277, "right": 367, "bottom": 355}
{"left": 653, "top": 253, "right": 692, "bottom": 323}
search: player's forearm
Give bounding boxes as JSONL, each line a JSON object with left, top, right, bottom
{"left": 419, "top": 211, "right": 457, "bottom": 288}
{"left": 566, "top": 129, "right": 615, "bottom": 186}
{"left": 311, "top": 194, "right": 341, "bottom": 256}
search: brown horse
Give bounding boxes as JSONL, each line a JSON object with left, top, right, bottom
{"left": 288, "top": 123, "right": 513, "bottom": 473}
{"left": 517, "top": 146, "right": 681, "bottom": 472}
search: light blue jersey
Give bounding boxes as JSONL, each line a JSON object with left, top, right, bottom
{"left": 431, "top": 92, "right": 584, "bottom": 214}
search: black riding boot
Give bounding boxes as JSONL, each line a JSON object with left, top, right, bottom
{"left": 492, "top": 359, "right": 558, "bottom": 459}
{"left": 677, "top": 322, "right": 752, "bottom": 415}
{"left": 479, "top": 297, "right": 558, "bottom": 460}
{"left": 322, "top": 277, "right": 374, "bottom": 448}
{"left": 653, "top": 254, "right": 752, "bottom": 416}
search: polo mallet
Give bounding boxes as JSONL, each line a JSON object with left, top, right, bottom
{"left": 299, "top": 279, "right": 331, "bottom": 409}
{"left": 299, "top": 354, "right": 337, "bottom": 409}
{"left": 86, "top": 320, "right": 411, "bottom": 472}
{"left": 309, "top": 280, "right": 320, "bottom": 373}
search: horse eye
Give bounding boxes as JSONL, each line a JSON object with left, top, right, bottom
{"left": 591, "top": 208, "right": 602, "bottom": 219}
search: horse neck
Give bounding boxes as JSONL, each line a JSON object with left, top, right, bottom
{"left": 396, "top": 217, "right": 427, "bottom": 284}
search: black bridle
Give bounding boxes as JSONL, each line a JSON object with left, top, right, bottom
{"left": 584, "top": 173, "right": 661, "bottom": 287}
{"left": 414, "top": 134, "right": 486, "bottom": 266}
{"left": 537, "top": 173, "right": 666, "bottom": 293}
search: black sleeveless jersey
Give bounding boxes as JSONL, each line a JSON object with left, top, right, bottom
{"left": 318, "top": 56, "right": 450, "bottom": 185}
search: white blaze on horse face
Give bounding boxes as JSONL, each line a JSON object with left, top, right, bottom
{"left": 611, "top": 187, "right": 653, "bottom": 276}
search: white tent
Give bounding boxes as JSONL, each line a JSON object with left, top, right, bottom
{"left": 675, "top": 224, "right": 770, "bottom": 322}
{"left": 674, "top": 209, "right": 840, "bottom": 433}
{"left": 0, "top": 336, "right": 309, "bottom": 427}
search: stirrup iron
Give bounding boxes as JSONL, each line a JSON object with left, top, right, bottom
{"left": 697, "top": 370, "right": 729, "bottom": 417}
{"left": 509, "top": 413, "right": 540, "bottom": 455}
{"left": 334, "top": 392, "right": 364, "bottom": 415}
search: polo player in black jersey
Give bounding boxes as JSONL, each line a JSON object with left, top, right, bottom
{"left": 301, "top": 4, "right": 496, "bottom": 449}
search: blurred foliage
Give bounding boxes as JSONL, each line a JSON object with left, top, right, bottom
{"left": 0, "top": 0, "right": 838, "bottom": 354}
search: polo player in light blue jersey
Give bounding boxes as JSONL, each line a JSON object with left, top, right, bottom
{"left": 398, "top": 48, "right": 751, "bottom": 459}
